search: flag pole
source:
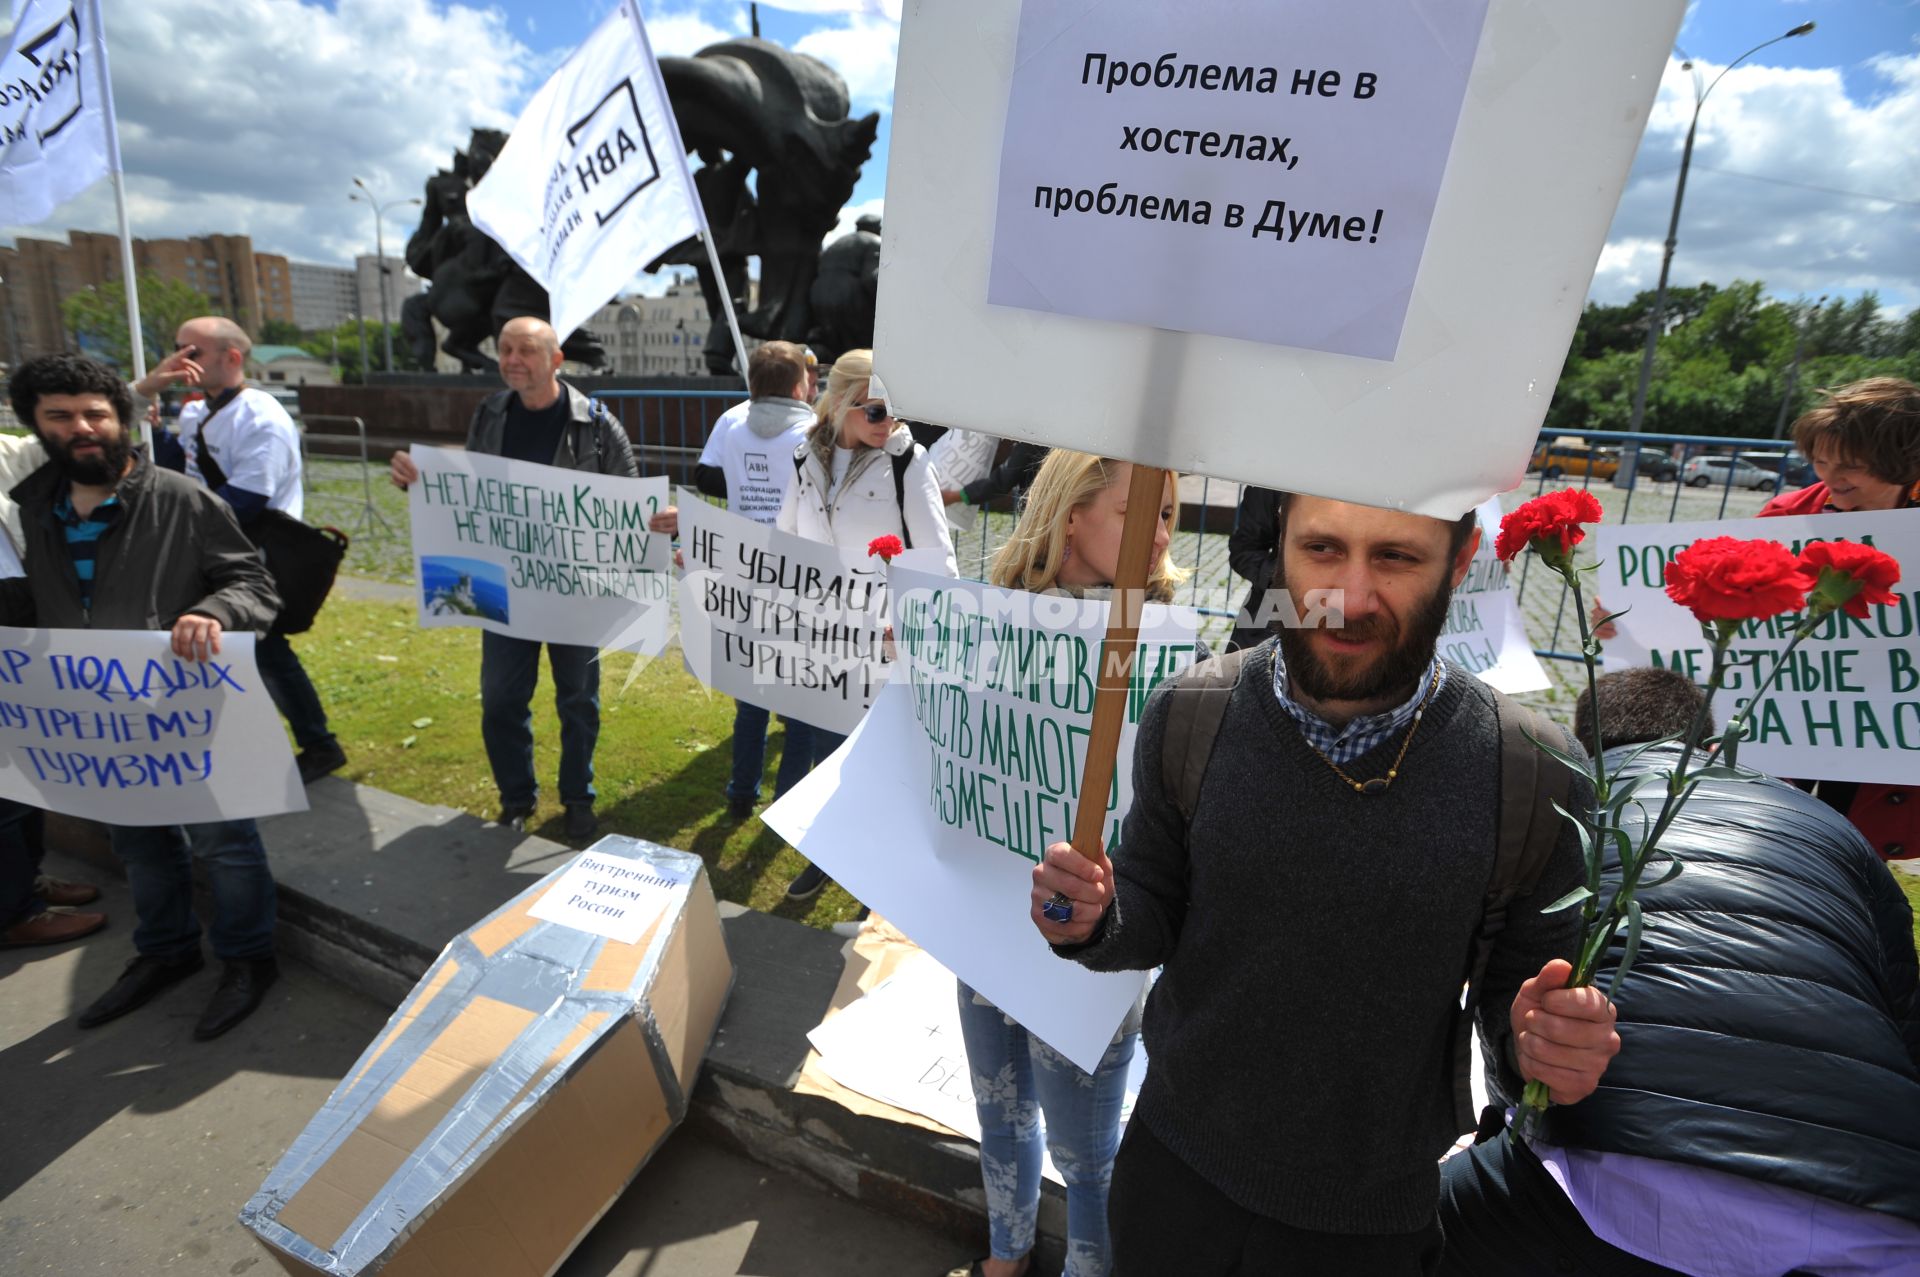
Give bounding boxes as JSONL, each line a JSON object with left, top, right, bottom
{"left": 623, "top": 0, "right": 751, "bottom": 381}
{"left": 85, "top": 0, "right": 150, "bottom": 445}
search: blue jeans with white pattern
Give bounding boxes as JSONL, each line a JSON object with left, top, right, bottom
{"left": 955, "top": 979, "right": 1135, "bottom": 1277}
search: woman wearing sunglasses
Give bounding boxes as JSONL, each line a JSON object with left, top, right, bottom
{"left": 775, "top": 349, "right": 956, "bottom": 901}
{"left": 946, "top": 450, "right": 1192, "bottom": 1277}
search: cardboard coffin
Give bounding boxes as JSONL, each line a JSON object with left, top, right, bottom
{"left": 240, "top": 837, "right": 732, "bottom": 1276}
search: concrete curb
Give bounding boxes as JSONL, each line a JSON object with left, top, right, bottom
{"left": 47, "top": 781, "right": 1069, "bottom": 1267}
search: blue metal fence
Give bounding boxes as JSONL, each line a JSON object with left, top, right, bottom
{"left": 584, "top": 389, "right": 1812, "bottom": 648}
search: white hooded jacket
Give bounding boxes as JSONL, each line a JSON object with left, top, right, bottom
{"left": 775, "top": 424, "right": 957, "bottom": 576}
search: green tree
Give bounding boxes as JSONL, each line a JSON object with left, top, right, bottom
{"left": 60, "top": 274, "right": 214, "bottom": 372}
{"left": 260, "top": 318, "right": 306, "bottom": 346}
{"left": 299, "top": 318, "right": 427, "bottom": 382}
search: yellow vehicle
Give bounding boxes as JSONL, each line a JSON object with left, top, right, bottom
{"left": 1528, "top": 438, "right": 1620, "bottom": 481}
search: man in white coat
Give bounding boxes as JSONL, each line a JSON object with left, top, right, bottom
{"left": 135, "top": 318, "right": 346, "bottom": 785}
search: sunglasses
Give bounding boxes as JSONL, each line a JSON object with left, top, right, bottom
{"left": 858, "top": 402, "right": 892, "bottom": 424}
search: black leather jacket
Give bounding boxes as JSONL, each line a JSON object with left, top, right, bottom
{"left": 1542, "top": 744, "right": 1920, "bottom": 1222}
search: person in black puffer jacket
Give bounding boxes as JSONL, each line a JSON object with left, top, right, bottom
{"left": 1439, "top": 666, "right": 1920, "bottom": 1277}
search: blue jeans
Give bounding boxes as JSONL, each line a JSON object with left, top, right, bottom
{"left": 480, "top": 632, "right": 599, "bottom": 809}
{"left": 727, "top": 701, "right": 816, "bottom": 805}
{"left": 955, "top": 980, "right": 1135, "bottom": 1277}
{"left": 255, "top": 631, "right": 334, "bottom": 750}
{"left": 0, "top": 797, "right": 46, "bottom": 929}
{"left": 108, "top": 820, "right": 276, "bottom": 961}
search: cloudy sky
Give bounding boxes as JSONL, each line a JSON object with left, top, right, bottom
{"left": 3, "top": 0, "right": 1915, "bottom": 315}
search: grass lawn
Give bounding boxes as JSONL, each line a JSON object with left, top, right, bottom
{"left": 294, "top": 597, "right": 863, "bottom": 928}
{"left": 1897, "top": 868, "right": 1920, "bottom": 957}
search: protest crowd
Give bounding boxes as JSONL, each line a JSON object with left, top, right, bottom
{"left": 3, "top": 4, "right": 1918, "bottom": 1277}
{"left": 3, "top": 321, "right": 1916, "bottom": 1275}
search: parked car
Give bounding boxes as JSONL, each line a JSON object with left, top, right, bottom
{"left": 1529, "top": 440, "right": 1620, "bottom": 481}
{"left": 1621, "top": 448, "right": 1679, "bottom": 482}
{"left": 1683, "top": 456, "right": 1778, "bottom": 492}
{"left": 1768, "top": 452, "right": 1816, "bottom": 488}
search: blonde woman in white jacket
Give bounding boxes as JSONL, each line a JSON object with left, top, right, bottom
{"left": 774, "top": 350, "right": 956, "bottom": 901}
{"left": 774, "top": 350, "right": 957, "bottom": 575}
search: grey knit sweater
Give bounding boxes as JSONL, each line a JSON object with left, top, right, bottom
{"left": 1064, "top": 643, "right": 1587, "bottom": 1234}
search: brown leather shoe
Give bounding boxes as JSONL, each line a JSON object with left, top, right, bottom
{"left": 3, "top": 908, "right": 108, "bottom": 947}
{"left": 34, "top": 875, "right": 101, "bottom": 907}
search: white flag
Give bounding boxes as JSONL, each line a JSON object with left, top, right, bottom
{"left": 0, "top": 0, "right": 115, "bottom": 225}
{"left": 467, "top": 0, "right": 702, "bottom": 344}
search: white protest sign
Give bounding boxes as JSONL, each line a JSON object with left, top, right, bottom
{"left": 676, "top": 493, "right": 925, "bottom": 736}
{"left": 990, "top": 0, "right": 1488, "bottom": 360}
{"left": 0, "top": 628, "right": 304, "bottom": 826}
{"left": 1443, "top": 499, "right": 1552, "bottom": 694}
{"left": 765, "top": 568, "right": 1201, "bottom": 1071}
{"left": 527, "top": 849, "right": 694, "bottom": 945}
{"left": 1594, "top": 509, "right": 1920, "bottom": 785}
{"left": 925, "top": 428, "right": 1000, "bottom": 531}
{"left": 465, "top": 0, "right": 703, "bottom": 343}
{"left": 876, "top": 0, "right": 1683, "bottom": 516}
{"left": 408, "top": 446, "right": 672, "bottom": 654}
{"left": 806, "top": 950, "right": 1148, "bottom": 1185}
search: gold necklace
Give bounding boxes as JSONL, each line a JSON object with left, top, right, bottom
{"left": 1306, "top": 670, "right": 1440, "bottom": 796}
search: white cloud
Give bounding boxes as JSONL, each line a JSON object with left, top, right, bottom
{"left": 826, "top": 196, "right": 883, "bottom": 246}
{"left": 6, "top": 0, "right": 533, "bottom": 273}
{"left": 1589, "top": 52, "right": 1920, "bottom": 312}
{"left": 793, "top": 15, "right": 899, "bottom": 113}
{"left": 642, "top": 2, "right": 745, "bottom": 58}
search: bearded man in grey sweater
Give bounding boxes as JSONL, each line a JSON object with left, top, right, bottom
{"left": 1033, "top": 494, "right": 1623, "bottom": 1276}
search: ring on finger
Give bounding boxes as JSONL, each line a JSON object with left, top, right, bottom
{"left": 1040, "top": 891, "right": 1074, "bottom": 924}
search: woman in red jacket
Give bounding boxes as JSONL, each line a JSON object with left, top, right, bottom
{"left": 1759, "top": 377, "right": 1919, "bottom": 859}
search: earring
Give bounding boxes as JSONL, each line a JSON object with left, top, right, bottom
{"left": 1061, "top": 542, "right": 1073, "bottom": 567}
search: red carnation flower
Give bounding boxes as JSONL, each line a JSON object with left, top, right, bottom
{"left": 1663, "top": 536, "right": 1808, "bottom": 623}
{"left": 1495, "top": 489, "right": 1604, "bottom": 564}
{"left": 867, "top": 534, "right": 905, "bottom": 562}
{"left": 1799, "top": 540, "right": 1901, "bottom": 620}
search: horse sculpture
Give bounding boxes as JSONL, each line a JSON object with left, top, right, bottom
{"left": 404, "top": 38, "right": 876, "bottom": 376}
{"left": 401, "top": 129, "right": 606, "bottom": 372}
{"left": 653, "top": 39, "right": 879, "bottom": 373}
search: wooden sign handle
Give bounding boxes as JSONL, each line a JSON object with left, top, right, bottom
{"left": 1069, "top": 463, "right": 1169, "bottom": 860}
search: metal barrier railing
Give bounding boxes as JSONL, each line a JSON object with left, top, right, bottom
{"left": 576, "top": 392, "right": 1806, "bottom": 651}
{"left": 303, "top": 414, "right": 397, "bottom": 541}
{"left": 1513, "top": 428, "right": 1805, "bottom": 665}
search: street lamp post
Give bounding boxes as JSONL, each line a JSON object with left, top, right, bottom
{"left": 1618, "top": 22, "right": 1814, "bottom": 482}
{"left": 1773, "top": 293, "right": 1827, "bottom": 440}
{"left": 350, "top": 178, "right": 422, "bottom": 375}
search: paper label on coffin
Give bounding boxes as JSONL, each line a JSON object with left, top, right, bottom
{"left": 239, "top": 836, "right": 732, "bottom": 1276}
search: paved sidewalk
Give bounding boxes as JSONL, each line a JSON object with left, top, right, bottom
{"left": 0, "top": 856, "right": 970, "bottom": 1277}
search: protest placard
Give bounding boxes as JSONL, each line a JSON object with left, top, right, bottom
{"left": 764, "top": 567, "right": 1203, "bottom": 1070}
{"left": 876, "top": 0, "right": 1683, "bottom": 515}
{"left": 527, "top": 849, "right": 695, "bottom": 945}
{"left": 1442, "top": 499, "right": 1552, "bottom": 695}
{"left": 990, "top": 0, "right": 1488, "bottom": 360}
{"left": 806, "top": 949, "right": 1149, "bottom": 1184}
{"left": 0, "top": 628, "right": 304, "bottom": 825}
{"left": 1594, "top": 509, "right": 1920, "bottom": 785}
{"left": 408, "top": 446, "right": 672, "bottom": 653}
{"left": 676, "top": 493, "right": 936, "bottom": 736}
{"left": 925, "top": 428, "right": 1000, "bottom": 531}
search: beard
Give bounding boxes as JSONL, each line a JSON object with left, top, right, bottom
{"left": 45, "top": 431, "right": 132, "bottom": 487}
{"left": 1275, "top": 564, "right": 1455, "bottom": 705}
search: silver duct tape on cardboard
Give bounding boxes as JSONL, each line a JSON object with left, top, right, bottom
{"left": 237, "top": 835, "right": 733, "bottom": 1276}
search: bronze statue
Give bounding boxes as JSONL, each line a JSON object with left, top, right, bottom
{"left": 808, "top": 213, "right": 881, "bottom": 365}
{"left": 654, "top": 38, "right": 879, "bottom": 373}
{"left": 405, "top": 37, "right": 875, "bottom": 377}
{"left": 400, "top": 129, "right": 605, "bottom": 373}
